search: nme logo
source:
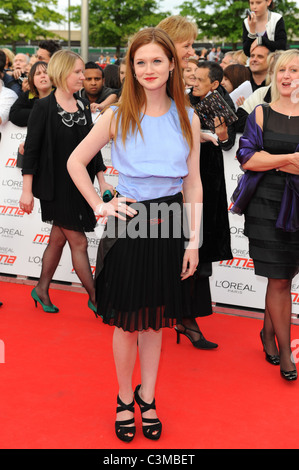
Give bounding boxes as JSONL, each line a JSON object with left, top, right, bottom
{"left": 5, "top": 158, "right": 17, "bottom": 168}
{"left": 0, "top": 253, "right": 17, "bottom": 265}
{"left": 33, "top": 234, "right": 50, "bottom": 244}
{"left": 0, "top": 205, "right": 24, "bottom": 216}
{"left": 104, "top": 165, "right": 119, "bottom": 176}
{"left": 219, "top": 257, "right": 254, "bottom": 269}
{"left": 95, "top": 214, "right": 108, "bottom": 224}
{"left": 291, "top": 292, "right": 299, "bottom": 304}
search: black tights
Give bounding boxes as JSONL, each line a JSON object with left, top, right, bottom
{"left": 35, "top": 225, "right": 95, "bottom": 307}
{"left": 263, "top": 278, "right": 294, "bottom": 371}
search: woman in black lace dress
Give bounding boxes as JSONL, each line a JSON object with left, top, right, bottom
{"left": 231, "top": 49, "right": 299, "bottom": 381}
{"left": 19, "top": 50, "right": 109, "bottom": 314}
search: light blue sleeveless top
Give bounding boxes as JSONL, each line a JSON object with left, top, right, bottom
{"left": 111, "top": 100, "right": 194, "bottom": 201}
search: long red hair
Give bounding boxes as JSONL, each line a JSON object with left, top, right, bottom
{"left": 113, "top": 27, "right": 193, "bottom": 150}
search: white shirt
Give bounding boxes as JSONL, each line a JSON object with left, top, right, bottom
{"left": 0, "top": 80, "right": 18, "bottom": 127}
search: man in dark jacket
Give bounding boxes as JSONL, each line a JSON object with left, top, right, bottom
{"left": 76, "top": 62, "right": 117, "bottom": 113}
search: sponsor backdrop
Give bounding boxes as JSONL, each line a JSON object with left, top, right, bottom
{"left": 1, "top": 121, "right": 299, "bottom": 314}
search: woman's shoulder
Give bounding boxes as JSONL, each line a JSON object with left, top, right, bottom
{"left": 252, "top": 103, "right": 270, "bottom": 129}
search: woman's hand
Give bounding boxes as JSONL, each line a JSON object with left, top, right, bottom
{"left": 19, "top": 191, "right": 34, "bottom": 214}
{"left": 95, "top": 196, "right": 137, "bottom": 220}
{"left": 200, "top": 132, "right": 219, "bottom": 146}
{"left": 18, "top": 142, "right": 25, "bottom": 155}
{"left": 181, "top": 247, "right": 199, "bottom": 280}
{"left": 248, "top": 11, "right": 257, "bottom": 34}
{"left": 284, "top": 152, "right": 299, "bottom": 171}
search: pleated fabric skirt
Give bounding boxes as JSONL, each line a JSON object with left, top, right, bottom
{"left": 244, "top": 171, "right": 299, "bottom": 279}
{"left": 95, "top": 192, "right": 202, "bottom": 332}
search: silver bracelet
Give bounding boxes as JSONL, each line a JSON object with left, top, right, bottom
{"left": 248, "top": 32, "right": 257, "bottom": 39}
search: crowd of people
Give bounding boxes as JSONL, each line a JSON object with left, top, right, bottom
{"left": 1, "top": 0, "right": 299, "bottom": 442}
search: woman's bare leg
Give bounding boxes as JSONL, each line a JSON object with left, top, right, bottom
{"left": 113, "top": 327, "right": 138, "bottom": 437}
{"left": 137, "top": 328, "right": 162, "bottom": 434}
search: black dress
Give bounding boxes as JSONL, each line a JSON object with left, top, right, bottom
{"left": 185, "top": 87, "right": 233, "bottom": 317}
{"left": 244, "top": 106, "right": 299, "bottom": 279}
{"left": 41, "top": 102, "right": 97, "bottom": 233}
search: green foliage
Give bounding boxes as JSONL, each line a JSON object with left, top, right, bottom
{"left": 179, "top": 0, "right": 299, "bottom": 46}
{"left": 274, "top": 0, "right": 299, "bottom": 38}
{"left": 0, "top": 0, "right": 65, "bottom": 49}
{"left": 71, "top": 0, "right": 170, "bottom": 52}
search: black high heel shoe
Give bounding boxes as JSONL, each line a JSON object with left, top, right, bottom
{"left": 260, "top": 329, "right": 280, "bottom": 366}
{"left": 134, "top": 384, "right": 162, "bottom": 440}
{"left": 280, "top": 368, "right": 298, "bottom": 381}
{"left": 115, "top": 395, "right": 136, "bottom": 442}
{"left": 280, "top": 353, "right": 297, "bottom": 381}
{"left": 31, "top": 288, "right": 59, "bottom": 313}
{"left": 175, "top": 325, "right": 218, "bottom": 349}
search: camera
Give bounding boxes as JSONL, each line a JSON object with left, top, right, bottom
{"left": 17, "top": 72, "right": 27, "bottom": 85}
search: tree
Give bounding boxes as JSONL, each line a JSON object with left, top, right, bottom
{"left": 0, "top": 0, "right": 65, "bottom": 52}
{"left": 71, "top": 0, "right": 170, "bottom": 55}
{"left": 179, "top": 0, "right": 299, "bottom": 49}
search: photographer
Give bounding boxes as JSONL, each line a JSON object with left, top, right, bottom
{"left": 5, "top": 53, "right": 29, "bottom": 95}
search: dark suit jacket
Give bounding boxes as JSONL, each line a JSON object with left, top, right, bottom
{"left": 22, "top": 91, "right": 105, "bottom": 201}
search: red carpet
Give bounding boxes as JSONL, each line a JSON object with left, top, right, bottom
{"left": 1, "top": 280, "right": 299, "bottom": 450}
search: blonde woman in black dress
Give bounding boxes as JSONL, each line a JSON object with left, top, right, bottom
{"left": 19, "top": 50, "right": 109, "bottom": 314}
{"left": 232, "top": 49, "right": 299, "bottom": 381}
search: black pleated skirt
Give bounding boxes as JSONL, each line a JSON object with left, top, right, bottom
{"left": 95, "top": 192, "right": 204, "bottom": 332}
{"left": 244, "top": 171, "right": 299, "bottom": 279}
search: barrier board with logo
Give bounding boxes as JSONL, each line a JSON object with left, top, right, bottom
{"left": 0, "top": 121, "right": 110, "bottom": 284}
{"left": 0, "top": 121, "right": 299, "bottom": 313}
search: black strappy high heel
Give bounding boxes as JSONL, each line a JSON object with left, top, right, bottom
{"left": 175, "top": 325, "right": 218, "bottom": 349}
{"left": 134, "top": 384, "right": 162, "bottom": 440}
{"left": 115, "top": 395, "right": 136, "bottom": 443}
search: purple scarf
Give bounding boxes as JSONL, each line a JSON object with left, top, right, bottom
{"left": 231, "top": 106, "right": 299, "bottom": 232}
